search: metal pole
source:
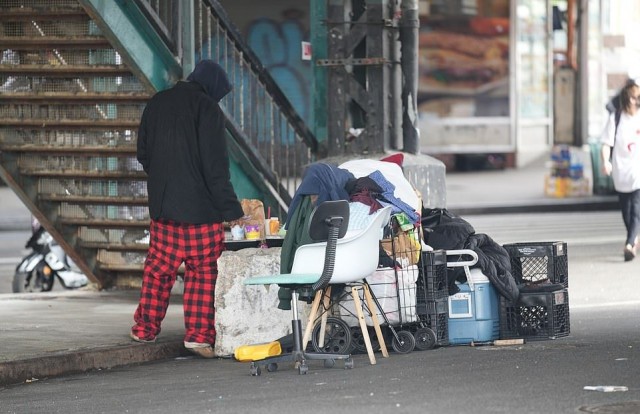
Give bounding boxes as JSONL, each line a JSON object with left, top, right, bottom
{"left": 576, "top": 0, "right": 589, "bottom": 146}
{"left": 399, "top": 0, "right": 419, "bottom": 154}
{"left": 181, "top": 0, "right": 195, "bottom": 76}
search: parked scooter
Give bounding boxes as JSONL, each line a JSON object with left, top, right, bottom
{"left": 13, "top": 224, "right": 89, "bottom": 293}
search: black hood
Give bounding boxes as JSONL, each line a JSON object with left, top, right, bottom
{"left": 186, "top": 60, "right": 232, "bottom": 103}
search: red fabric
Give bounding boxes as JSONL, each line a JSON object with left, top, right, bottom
{"left": 380, "top": 153, "right": 404, "bottom": 167}
{"left": 132, "top": 219, "right": 225, "bottom": 344}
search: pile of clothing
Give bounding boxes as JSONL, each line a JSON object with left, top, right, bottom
{"left": 421, "top": 207, "right": 519, "bottom": 302}
{"left": 278, "top": 157, "right": 422, "bottom": 310}
{"left": 277, "top": 156, "right": 521, "bottom": 310}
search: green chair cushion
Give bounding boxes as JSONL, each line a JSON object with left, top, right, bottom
{"left": 243, "top": 273, "right": 321, "bottom": 286}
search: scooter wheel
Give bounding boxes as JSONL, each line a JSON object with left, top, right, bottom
{"left": 12, "top": 272, "right": 29, "bottom": 293}
{"left": 12, "top": 267, "right": 53, "bottom": 293}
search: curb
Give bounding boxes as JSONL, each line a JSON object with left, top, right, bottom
{"left": 0, "top": 339, "right": 189, "bottom": 386}
{"left": 449, "top": 198, "right": 619, "bottom": 216}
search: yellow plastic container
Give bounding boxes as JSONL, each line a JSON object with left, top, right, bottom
{"left": 244, "top": 224, "right": 261, "bottom": 240}
{"left": 234, "top": 341, "right": 282, "bottom": 362}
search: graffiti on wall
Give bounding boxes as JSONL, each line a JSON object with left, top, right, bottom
{"left": 245, "top": 16, "right": 311, "bottom": 126}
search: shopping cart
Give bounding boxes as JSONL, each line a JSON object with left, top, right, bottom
{"left": 331, "top": 221, "right": 479, "bottom": 354}
{"left": 304, "top": 215, "right": 479, "bottom": 355}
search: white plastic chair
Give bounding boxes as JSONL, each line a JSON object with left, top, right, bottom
{"left": 243, "top": 201, "right": 391, "bottom": 374}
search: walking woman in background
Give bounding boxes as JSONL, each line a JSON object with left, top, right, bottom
{"left": 601, "top": 79, "right": 640, "bottom": 261}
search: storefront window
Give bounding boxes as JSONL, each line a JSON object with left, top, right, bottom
{"left": 516, "top": 0, "right": 550, "bottom": 118}
{"left": 418, "top": 1, "right": 510, "bottom": 120}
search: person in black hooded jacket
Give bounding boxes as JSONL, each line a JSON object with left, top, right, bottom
{"left": 131, "top": 60, "right": 244, "bottom": 358}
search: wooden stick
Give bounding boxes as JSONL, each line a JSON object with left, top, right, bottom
{"left": 363, "top": 283, "right": 389, "bottom": 358}
{"left": 493, "top": 339, "right": 525, "bottom": 346}
{"left": 318, "top": 287, "right": 331, "bottom": 349}
{"left": 302, "top": 290, "right": 324, "bottom": 350}
{"left": 352, "top": 286, "right": 376, "bottom": 365}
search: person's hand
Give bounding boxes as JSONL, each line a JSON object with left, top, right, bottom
{"left": 602, "top": 159, "right": 613, "bottom": 176}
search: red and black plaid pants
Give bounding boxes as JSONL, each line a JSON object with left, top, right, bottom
{"left": 132, "top": 219, "right": 225, "bottom": 344}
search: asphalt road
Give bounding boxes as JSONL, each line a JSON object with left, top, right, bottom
{"left": 0, "top": 304, "right": 637, "bottom": 414}
{"left": 0, "top": 211, "right": 639, "bottom": 414}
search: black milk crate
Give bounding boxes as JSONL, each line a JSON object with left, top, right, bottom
{"left": 500, "top": 289, "right": 570, "bottom": 341}
{"left": 503, "top": 242, "right": 568, "bottom": 288}
{"left": 417, "top": 250, "right": 448, "bottom": 300}
{"left": 416, "top": 297, "right": 449, "bottom": 346}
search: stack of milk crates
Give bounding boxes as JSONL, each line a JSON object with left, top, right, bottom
{"left": 500, "top": 241, "right": 570, "bottom": 341}
{"left": 415, "top": 249, "right": 450, "bottom": 348}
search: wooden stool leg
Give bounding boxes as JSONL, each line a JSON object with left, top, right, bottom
{"left": 351, "top": 286, "right": 376, "bottom": 365}
{"left": 302, "top": 289, "right": 324, "bottom": 351}
{"left": 363, "top": 283, "right": 389, "bottom": 358}
{"left": 317, "top": 286, "right": 332, "bottom": 349}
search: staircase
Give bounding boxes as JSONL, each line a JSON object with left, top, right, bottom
{"left": 0, "top": 0, "right": 154, "bottom": 287}
{"left": 0, "top": 0, "right": 317, "bottom": 288}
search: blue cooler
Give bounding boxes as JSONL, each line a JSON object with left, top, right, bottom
{"left": 448, "top": 269, "right": 500, "bottom": 344}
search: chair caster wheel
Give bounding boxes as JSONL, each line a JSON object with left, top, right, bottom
{"left": 344, "top": 358, "right": 354, "bottom": 369}
{"left": 298, "top": 363, "right": 308, "bottom": 375}
{"left": 267, "top": 363, "right": 278, "bottom": 372}
{"left": 324, "top": 359, "right": 335, "bottom": 368}
{"left": 250, "top": 363, "right": 261, "bottom": 376}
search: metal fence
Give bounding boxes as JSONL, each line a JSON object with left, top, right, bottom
{"left": 137, "top": 0, "right": 318, "bottom": 208}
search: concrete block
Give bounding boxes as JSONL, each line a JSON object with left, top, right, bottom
{"left": 215, "top": 247, "right": 292, "bottom": 356}
{"left": 401, "top": 153, "right": 446, "bottom": 209}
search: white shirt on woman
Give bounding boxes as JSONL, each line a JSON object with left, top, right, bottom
{"left": 600, "top": 111, "right": 640, "bottom": 192}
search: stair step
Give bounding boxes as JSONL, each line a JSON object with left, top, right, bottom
{"left": 40, "top": 194, "right": 148, "bottom": 205}
{"left": 0, "top": 64, "right": 132, "bottom": 77}
{"left": 0, "top": 119, "right": 140, "bottom": 128}
{"left": 0, "top": 38, "right": 112, "bottom": 50}
{"left": 0, "top": 10, "right": 88, "bottom": 19}
{"left": 1, "top": 145, "right": 136, "bottom": 155}
{"left": 57, "top": 202, "right": 148, "bottom": 221}
{"left": 77, "top": 227, "right": 149, "bottom": 245}
{"left": 96, "top": 250, "right": 156, "bottom": 273}
{"left": 81, "top": 241, "right": 149, "bottom": 251}
{"left": 59, "top": 217, "right": 150, "bottom": 228}
{"left": 38, "top": 178, "right": 146, "bottom": 199}
{"left": 1, "top": 92, "right": 150, "bottom": 103}
{"left": 18, "top": 153, "right": 142, "bottom": 173}
{"left": 21, "top": 169, "right": 146, "bottom": 179}
{"left": 1, "top": 129, "right": 139, "bottom": 147}
{"left": 97, "top": 262, "right": 145, "bottom": 272}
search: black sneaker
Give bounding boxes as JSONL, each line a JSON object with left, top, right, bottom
{"left": 624, "top": 245, "right": 636, "bottom": 262}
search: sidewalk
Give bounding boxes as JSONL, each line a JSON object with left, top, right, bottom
{"left": 0, "top": 155, "right": 619, "bottom": 385}
{"left": 444, "top": 153, "right": 618, "bottom": 215}
{"left": 0, "top": 290, "right": 189, "bottom": 385}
